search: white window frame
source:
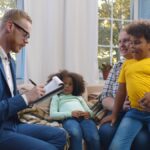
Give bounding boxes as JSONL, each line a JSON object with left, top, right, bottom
{"left": 98, "top": 0, "right": 135, "bottom": 66}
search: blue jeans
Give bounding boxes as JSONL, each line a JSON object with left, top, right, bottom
{"left": 99, "top": 111, "right": 150, "bottom": 150}
{"left": 62, "top": 118, "right": 100, "bottom": 150}
{"left": 0, "top": 123, "right": 67, "bottom": 150}
{"left": 109, "top": 109, "right": 150, "bottom": 150}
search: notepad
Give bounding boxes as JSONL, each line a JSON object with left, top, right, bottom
{"left": 34, "top": 76, "right": 64, "bottom": 103}
{"left": 44, "top": 76, "right": 64, "bottom": 95}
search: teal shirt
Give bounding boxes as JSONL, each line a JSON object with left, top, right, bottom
{"left": 49, "top": 94, "right": 94, "bottom": 120}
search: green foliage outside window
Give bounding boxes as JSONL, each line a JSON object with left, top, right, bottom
{"left": 98, "top": 0, "right": 132, "bottom": 71}
{"left": 0, "top": 0, "right": 16, "bottom": 17}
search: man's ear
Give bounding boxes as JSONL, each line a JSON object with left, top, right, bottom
{"left": 5, "top": 20, "right": 13, "bottom": 33}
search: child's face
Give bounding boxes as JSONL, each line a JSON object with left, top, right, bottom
{"left": 129, "top": 36, "right": 150, "bottom": 60}
{"left": 63, "top": 77, "right": 73, "bottom": 95}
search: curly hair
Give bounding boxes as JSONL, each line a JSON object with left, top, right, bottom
{"left": 125, "top": 20, "right": 150, "bottom": 42}
{"left": 47, "top": 70, "right": 85, "bottom": 96}
{"left": 46, "top": 70, "right": 69, "bottom": 86}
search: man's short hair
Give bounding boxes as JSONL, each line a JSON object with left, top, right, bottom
{"left": 1, "top": 9, "right": 32, "bottom": 25}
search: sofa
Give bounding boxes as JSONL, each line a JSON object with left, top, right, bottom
{"left": 18, "top": 83, "right": 104, "bottom": 150}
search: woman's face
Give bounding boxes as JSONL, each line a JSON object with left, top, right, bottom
{"left": 118, "top": 31, "right": 132, "bottom": 59}
{"left": 63, "top": 77, "right": 73, "bottom": 95}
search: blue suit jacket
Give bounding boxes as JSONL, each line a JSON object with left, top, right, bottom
{"left": 0, "top": 56, "right": 27, "bottom": 130}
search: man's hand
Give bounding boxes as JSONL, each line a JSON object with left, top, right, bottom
{"left": 100, "top": 114, "right": 117, "bottom": 126}
{"left": 138, "top": 93, "right": 150, "bottom": 111}
{"left": 25, "top": 85, "right": 45, "bottom": 104}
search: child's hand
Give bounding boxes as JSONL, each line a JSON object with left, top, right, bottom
{"left": 80, "top": 112, "right": 90, "bottom": 119}
{"left": 123, "top": 99, "right": 131, "bottom": 111}
{"left": 72, "top": 111, "right": 83, "bottom": 118}
{"left": 138, "top": 93, "right": 150, "bottom": 111}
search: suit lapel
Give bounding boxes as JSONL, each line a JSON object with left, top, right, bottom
{"left": 0, "top": 57, "right": 12, "bottom": 96}
{"left": 0, "top": 56, "right": 17, "bottom": 95}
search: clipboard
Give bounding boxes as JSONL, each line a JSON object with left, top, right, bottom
{"left": 34, "top": 76, "right": 64, "bottom": 103}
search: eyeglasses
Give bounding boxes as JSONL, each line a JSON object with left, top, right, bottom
{"left": 13, "top": 22, "right": 30, "bottom": 39}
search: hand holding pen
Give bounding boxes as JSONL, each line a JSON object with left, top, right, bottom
{"left": 24, "top": 79, "right": 45, "bottom": 104}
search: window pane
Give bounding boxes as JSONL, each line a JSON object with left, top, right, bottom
{"left": 112, "top": 47, "right": 120, "bottom": 63}
{"left": 0, "top": 0, "right": 16, "bottom": 17}
{"left": 98, "top": 46, "right": 110, "bottom": 68}
{"left": 98, "top": 19, "right": 111, "bottom": 45}
{"left": 113, "top": 0, "right": 131, "bottom": 20}
{"left": 98, "top": 0, "right": 132, "bottom": 72}
{"left": 113, "top": 20, "right": 131, "bottom": 46}
{"left": 98, "top": 0, "right": 111, "bottom": 18}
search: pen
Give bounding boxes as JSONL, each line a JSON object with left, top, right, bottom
{"left": 29, "top": 79, "right": 37, "bottom": 86}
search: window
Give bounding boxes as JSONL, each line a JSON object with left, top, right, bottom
{"left": 16, "top": 0, "right": 24, "bottom": 83}
{"left": 0, "top": 0, "right": 17, "bottom": 17}
{"left": 98, "top": 0, "right": 133, "bottom": 71}
{"left": 0, "top": 0, "right": 24, "bottom": 82}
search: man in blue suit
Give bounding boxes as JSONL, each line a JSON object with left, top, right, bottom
{"left": 0, "top": 9, "right": 66, "bottom": 150}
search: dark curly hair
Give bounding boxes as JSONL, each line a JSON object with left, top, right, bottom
{"left": 125, "top": 20, "right": 150, "bottom": 42}
{"left": 47, "top": 70, "right": 85, "bottom": 96}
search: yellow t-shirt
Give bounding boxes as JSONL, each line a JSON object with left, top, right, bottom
{"left": 118, "top": 58, "right": 150, "bottom": 110}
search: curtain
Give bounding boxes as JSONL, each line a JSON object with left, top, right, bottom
{"left": 24, "top": 0, "right": 99, "bottom": 85}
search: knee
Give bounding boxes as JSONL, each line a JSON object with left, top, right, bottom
{"left": 86, "top": 132, "right": 100, "bottom": 142}
{"left": 69, "top": 128, "right": 82, "bottom": 139}
{"left": 132, "top": 129, "right": 150, "bottom": 150}
{"left": 59, "top": 128, "right": 68, "bottom": 144}
{"left": 99, "top": 124, "right": 115, "bottom": 137}
{"left": 109, "top": 141, "right": 121, "bottom": 150}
